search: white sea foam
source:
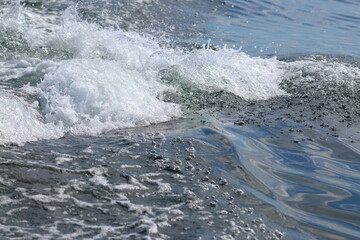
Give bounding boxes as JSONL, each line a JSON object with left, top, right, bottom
{"left": 28, "top": 11, "right": 286, "bottom": 138}
{"left": 36, "top": 58, "right": 181, "bottom": 135}
{"left": 0, "top": 59, "right": 58, "bottom": 82}
{"left": 0, "top": 6, "right": 182, "bottom": 143}
{"left": 164, "top": 48, "right": 287, "bottom": 100}
{"left": 0, "top": 89, "right": 62, "bottom": 145}
{"left": 1, "top": 3, "right": 358, "bottom": 145}
{"left": 0, "top": 196, "right": 15, "bottom": 205}
{"left": 55, "top": 156, "right": 73, "bottom": 164}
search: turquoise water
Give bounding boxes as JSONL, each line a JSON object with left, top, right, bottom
{"left": 0, "top": 1, "right": 359, "bottom": 239}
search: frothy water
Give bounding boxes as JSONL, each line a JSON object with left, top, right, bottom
{"left": 1, "top": 3, "right": 359, "bottom": 145}
{"left": 0, "top": 3, "right": 289, "bottom": 144}
{"left": 0, "top": 89, "right": 61, "bottom": 144}
{"left": 36, "top": 58, "right": 181, "bottom": 133}
{"left": 0, "top": 1, "right": 359, "bottom": 239}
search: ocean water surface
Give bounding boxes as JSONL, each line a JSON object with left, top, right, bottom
{"left": 0, "top": 0, "right": 359, "bottom": 239}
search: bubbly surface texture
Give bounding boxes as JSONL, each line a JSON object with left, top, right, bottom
{"left": 0, "top": 1, "right": 359, "bottom": 239}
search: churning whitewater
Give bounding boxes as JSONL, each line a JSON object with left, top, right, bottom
{"left": 0, "top": 1, "right": 360, "bottom": 240}
{"left": 1, "top": 3, "right": 359, "bottom": 146}
{"left": 0, "top": 3, "right": 284, "bottom": 144}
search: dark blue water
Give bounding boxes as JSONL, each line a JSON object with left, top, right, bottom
{"left": 0, "top": 0, "right": 360, "bottom": 239}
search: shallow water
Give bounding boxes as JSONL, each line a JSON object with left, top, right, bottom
{"left": 0, "top": 0, "right": 360, "bottom": 239}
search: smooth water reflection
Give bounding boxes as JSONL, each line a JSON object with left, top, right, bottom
{"left": 200, "top": 0, "right": 360, "bottom": 57}
{"left": 219, "top": 124, "right": 360, "bottom": 239}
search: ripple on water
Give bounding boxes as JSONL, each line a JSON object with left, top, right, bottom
{"left": 0, "top": 127, "right": 315, "bottom": 239}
